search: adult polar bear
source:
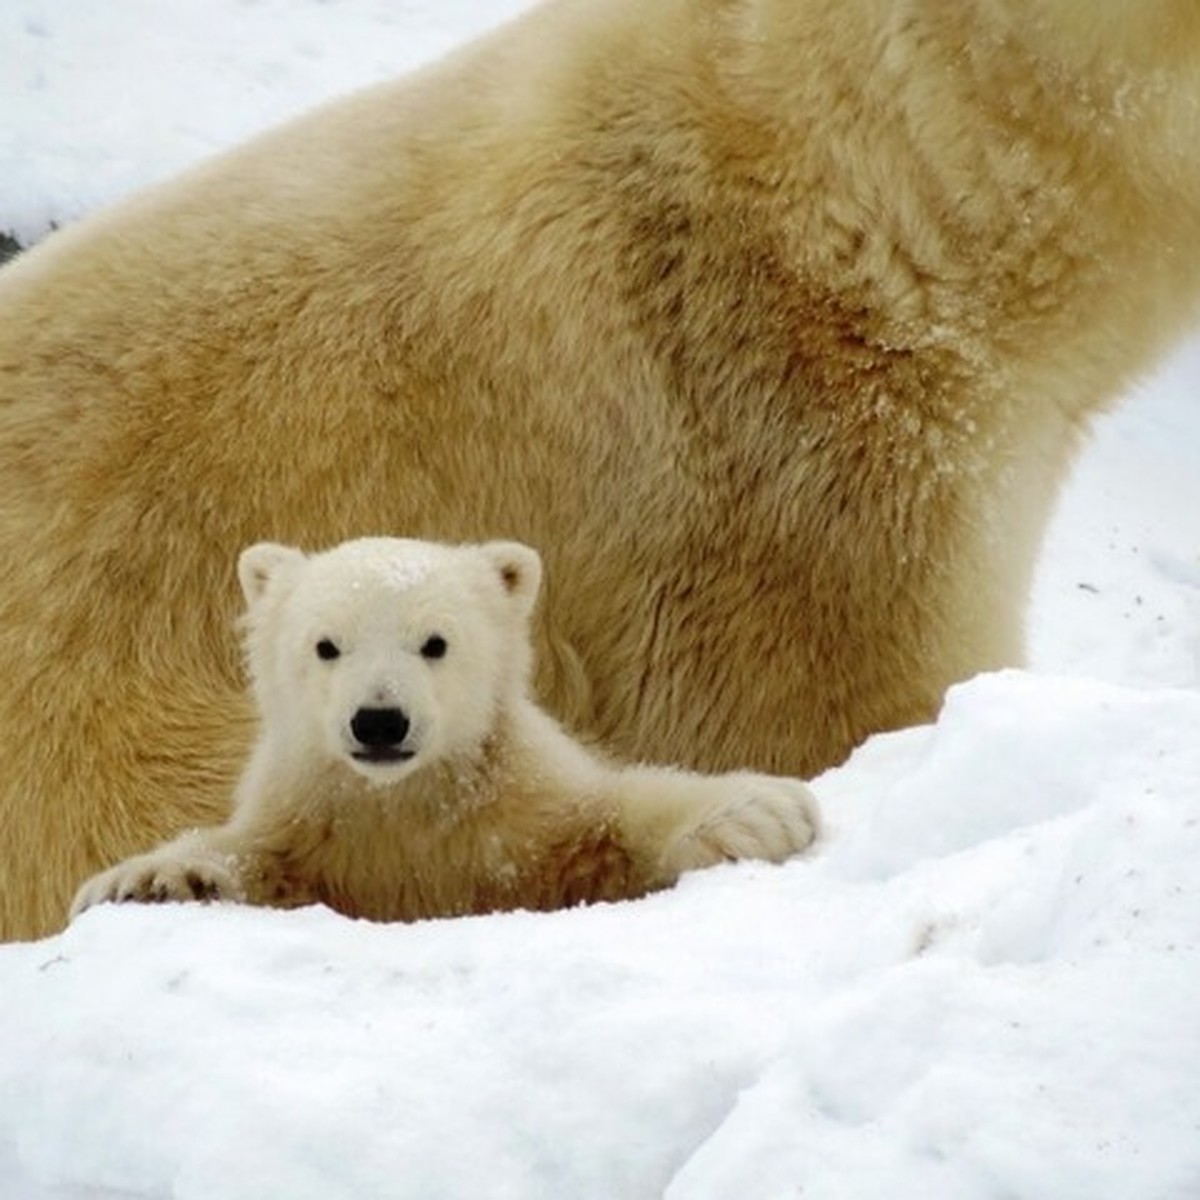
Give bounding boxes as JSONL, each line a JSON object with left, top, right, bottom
{"left": 2, "top": 0, "right": 1199, "bottom": 940}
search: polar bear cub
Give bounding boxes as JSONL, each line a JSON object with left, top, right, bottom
{"left": 71, "top": 537, "right": 818, "bottom": 922}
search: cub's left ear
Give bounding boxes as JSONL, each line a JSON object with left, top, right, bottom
{"left": 238, "top": 542, "right": 306, "bottom": 607}
{"left": 482, "top": 541, "right": 543, "bottom": 615}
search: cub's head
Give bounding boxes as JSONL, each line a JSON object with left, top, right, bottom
{"left": 237, "top": 536, "right": 543, "bottom": 783}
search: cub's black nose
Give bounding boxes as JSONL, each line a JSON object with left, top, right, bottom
{"left": 350, "top": 706, "right": 410, "bottom": 748}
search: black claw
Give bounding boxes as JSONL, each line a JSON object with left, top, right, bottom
{"left": 185, "top": 870, "right": 217, "bottom": 901}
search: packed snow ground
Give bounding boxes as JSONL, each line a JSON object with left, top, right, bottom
{"left": 1, "top": 4, "right": 1199, "bottom": 1198}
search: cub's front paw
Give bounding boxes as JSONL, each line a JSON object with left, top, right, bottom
{"left": 70, "top": 847, "right": 241, "bottom": 920}
{"left": 674, "top": 774, "right": 819, "bottom": 872}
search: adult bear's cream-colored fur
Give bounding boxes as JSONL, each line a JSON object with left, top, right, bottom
{"left": 2, "top": 0, "right": 1200, "bottom": 938}
{"left": 70, "top": 537, "right": 818, "bottom": 923}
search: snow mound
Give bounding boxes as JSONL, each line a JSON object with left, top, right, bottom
{"left": 2, "top": 672, "right": 1198, "bottom": 1199}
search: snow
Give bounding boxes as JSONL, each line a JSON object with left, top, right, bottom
{"left": 1, "top": 3, "right": 1199, "bottom": 1197}
{"left": 0, "top": 0, "right": 532, "bottom": 248}
{"left": 326, "top": 538, "right": 443, "bottom": 595}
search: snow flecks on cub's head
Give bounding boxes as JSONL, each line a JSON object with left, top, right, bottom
{"left": 236, "top": 536, "right": 543, "bottom": 783}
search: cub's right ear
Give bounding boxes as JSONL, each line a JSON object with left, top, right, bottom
{"left": 237, "top": 542, "right": 306, "bottom": 607}
{"left": 481, "top": 540, "right": 543, "bottom": 616}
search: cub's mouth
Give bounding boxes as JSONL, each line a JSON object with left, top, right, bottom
{"left": 351, "top": 747, "right": 417, "bottom": 764}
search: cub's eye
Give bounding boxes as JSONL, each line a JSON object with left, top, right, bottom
{"left": 315, "top": 638, "right": 341, "bottom": 661}
{"left": 420, "top": 634, "right": 448, "bottom": 661}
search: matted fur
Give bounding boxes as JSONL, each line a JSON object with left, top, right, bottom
{"left": 69, "top": 538, "right": 818, "bottom": 922}
{"left": 3, "top": 0, "right": 1200, "bottom": 937}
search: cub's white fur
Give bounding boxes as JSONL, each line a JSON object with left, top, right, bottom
{"left": 71, "top": 538, "right": 818, "bottom": 921}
